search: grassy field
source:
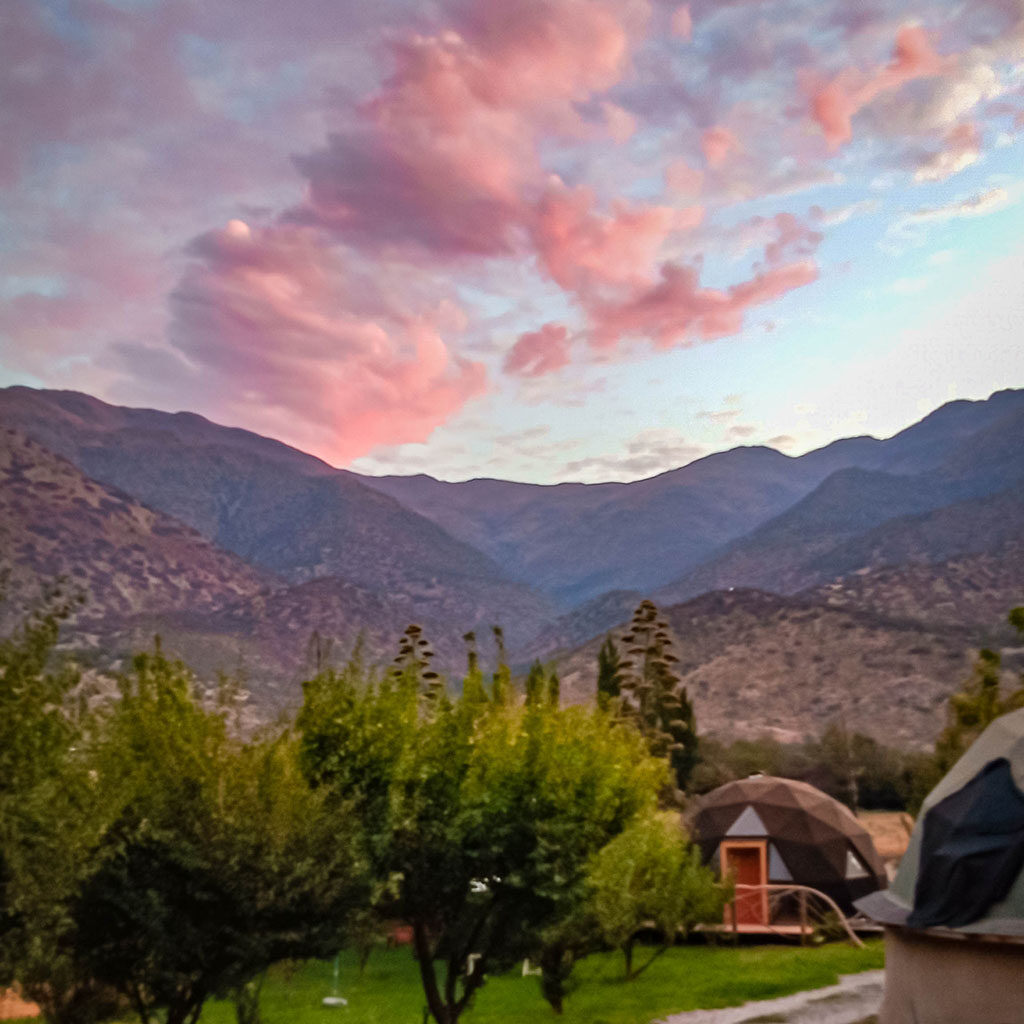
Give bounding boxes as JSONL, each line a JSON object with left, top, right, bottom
{"left": 197, "top": 939, "right": 884, "bottom": 1024}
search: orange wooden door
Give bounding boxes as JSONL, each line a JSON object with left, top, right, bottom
{"left": 723, "top": 845, "right": 767, "bottom": 925}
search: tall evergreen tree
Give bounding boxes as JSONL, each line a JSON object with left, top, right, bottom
{"left": 617, "top": 601, "right": 699, "bottom": 792}
{"left": 525, "top": 661, "right": 546, "bottom": 706}
{"left": 596, "top": 635, "right": 625, "bottom": 710}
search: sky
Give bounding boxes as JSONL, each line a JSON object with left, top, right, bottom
{"left": 3, "top": 0, "right": 1024, "bottom": 484}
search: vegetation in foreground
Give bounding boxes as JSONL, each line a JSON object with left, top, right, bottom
{"left": 194, "top": 941, "right": 885, "bottom": 1024}
{"left": 0, "top": 578, "right": 1018, "bottom": 1024}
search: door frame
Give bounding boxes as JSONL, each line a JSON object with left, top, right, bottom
{"left": 720, "top": 839, "right": 769, "bottom": 927}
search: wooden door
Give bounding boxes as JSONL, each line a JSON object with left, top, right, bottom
{"left": 722, "top": 842, "right": 768, "bottom": 926}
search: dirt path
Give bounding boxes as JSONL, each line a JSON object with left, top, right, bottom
{"left": 656, "top": 970, "right": 884, "bottom": 1024}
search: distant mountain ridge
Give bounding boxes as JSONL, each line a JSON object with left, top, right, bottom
{"left": 2, "top": 384, "right": 1022, "bottom": 742}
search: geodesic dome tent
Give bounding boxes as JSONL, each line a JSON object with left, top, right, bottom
{"left": 692, "top": 775, "right": 887, "bottom": 914}
{"left": 856, "top": 709, "right": 1024, "bottom": 1024}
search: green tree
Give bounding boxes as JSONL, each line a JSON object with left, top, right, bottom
{"left": 75, "top": 645, "right": 366, "bottom": 1024}
{"left": 0, "top": 583, "right": 120, "bottom": 1024}
{"left": 588, "top": 813, "right": 726, "bottom": 980}
{"left": 618, "top": 601, "right": 700, "bottom": 792}
{"left": 596, "top": 635, "right": 625, "bottom": 710}
{"left": 935, "top": 609, "right": 1024, "bottom": 772}
{"left": 298, "top": 635, "right": 663, "bottom": 1024}
{"left": 525, "top": 661, "right": 560, "bottom": 708}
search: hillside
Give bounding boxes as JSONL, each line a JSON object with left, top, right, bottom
{"left": 106, "top": 576, "right": 476, "bottom": 709}
{"left": 812, "top": 539, "right": 1024, "bottom": 636}
{"left": 556, "top": 588, "right": 975, "bottom": 748}
{"left": 363, "top": 389, "right": 1024, "bottom": 604}
{"left": 364, "top": 448, "right": 844, "bottom": 604}
{"left": 652, "top": 402, "right": 1024, "bottom": 608}
{"left": 0, "top": 387, "right": 557, "bottom": 650}
{"left": 0, "top": 427, "right": 272, "bottom": 626}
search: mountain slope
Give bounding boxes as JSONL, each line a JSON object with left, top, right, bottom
{"left": 362, "top": 389, "right": 1024, "bottom": 604}
{"left": 364, "top": 447, "right": 860, "bottom": 604}
{"left": 554, "top": 588, "right": 973, "bottom": 747}
{"left": 0, "top": 427, "right": 272, "bottom": 623}
{"left": 0, "top": 387, "right": 558, "bottom": 649}
{"left": 652, "top": 402, "right": 1024, "bottom": 607}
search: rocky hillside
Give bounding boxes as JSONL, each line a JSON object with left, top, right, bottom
{"left": 105, "top": 577, "right": 476, "bottom": 710}
{"left": 556, "top": 588, "right": 975, "bottom": 748}
{"left": 0, "top": 427, "right": 272, "bottom": 625}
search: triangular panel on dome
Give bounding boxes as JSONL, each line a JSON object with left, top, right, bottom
{"left": 845, "top": 848, "right": 870, "bottom": 880}
{"left": 768, "top": 843, "right": 793, "bottom": 881}
{"left": 726, "top": 805, "right": 768, "bottom": 836}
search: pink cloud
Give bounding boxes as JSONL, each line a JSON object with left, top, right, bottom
{"left": 603, "top": 102, "right": 638, "bottom": 143}
{"left": 729, "top": 211, "right": 823, "bottom": 265}
{"left": 292, "top": 0, "right": 651, "bottom": 256}
{"left": 154, "top": 222, "right": 486, "bottom": 463}
{"left": 532, "top": 179, "right": 702, "bottom": 291}
{"left": 671, "top": 5, "right": 693, "bottom": 41}
{"left": 590, "top": 258, "right": 818, "bottom": 350}
{"left": 521, "top": 204, "right": 819, "bottom": 374}
{"left": 762, "top": 212, "right": 823, "bottom": 266}
{"left": 701, "top": 125, "right": 738, "bottom": 167}
{"left": 504, "top": 323, "right": 572, "bottom": 377}
{"left": 808, "top": 25, "right": 952, "bottom": 149}
{"left": 664, "top": 159, "right": 704, "bottom": 195}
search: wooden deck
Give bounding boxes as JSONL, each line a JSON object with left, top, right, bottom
{"left": 700, "top": 921, "right": 814, "bottom": 937}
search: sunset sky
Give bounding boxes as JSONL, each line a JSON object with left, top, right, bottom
{"left": 3, "top": 0, "right": 1024, "bottom": 483}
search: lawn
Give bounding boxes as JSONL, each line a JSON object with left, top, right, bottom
{"left": 198, "top": 939, "right": 884, "bottom": 1024}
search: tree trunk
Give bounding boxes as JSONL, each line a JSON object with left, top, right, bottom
{"left": 412, "top": 919, "right": 451, "bottom": 1024}
{"left": 624, "top": 937, "right": 633, "bottom": 980}
{"left": 539, "top": 944, "right": 569, "bottom": 1014}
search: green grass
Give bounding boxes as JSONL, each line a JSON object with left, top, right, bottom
{"left": 198, "top": 939, "right": 884, "bottom": 1024}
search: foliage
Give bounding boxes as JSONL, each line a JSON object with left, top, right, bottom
{"left": 297, "top": 633, "right": 664, "bottom": 1024}
{"left": 616, "top": 601, "right": 699, "bottom": 793}
{"left": 935, "top": 607, "right": 1024, "bottom": 772}
{"left": 595, "top": 637, "right": 625, "bottom": 711}
{"left": 0, "top": 580, "right": 82, "bottom": 807}
{"left": 0, "top": 582, "right": 121, "bottom": 1024}
{"left": 690, "top": 729, "right": 938, "bottom": 813}
{"left": 588, "top": 813, "right": 726, "bottom": 980}
{"left": 75, "top": 644, "right": 367, "bottom": 1024}
{"left": 524, "top": 661, "right": 559, "bottom": 708}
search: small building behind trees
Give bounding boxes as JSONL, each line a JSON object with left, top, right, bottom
{"left": 856, "top": 708, "right": 1024, "bottom": 1024}
{"left": 691, "top": 775, "right": 887, "bottom": 933}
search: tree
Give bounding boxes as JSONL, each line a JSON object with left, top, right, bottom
{"left": 298, "top": 631, "right": 664, "bottom": 1024}
{"left": 525, "top": 661, "right": 559, "bottom": 708}
{"left": 935, "top": 608, "right": 1024, "bottom": 772}
{"left": 596, "top": 636, "right": 625, "bottom": 710}
{"left": 618, "top": 601, "right": 700, "bottom": 792}
{"left": 0, "top": 583, "right": 120, "bottom": 1024}
{"left": 588, "top": 813, "right": 726, "bottom": 980}
{"left": 75, "top": 645, "right": 366, "bottom": 1024}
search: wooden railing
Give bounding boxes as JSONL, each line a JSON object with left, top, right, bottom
{"left": 726, "top": 883, "right": 864, "bottom": 947}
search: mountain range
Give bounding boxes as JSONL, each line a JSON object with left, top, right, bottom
{"left": 1, "top": 384, "right": 1022, "bottom": 741}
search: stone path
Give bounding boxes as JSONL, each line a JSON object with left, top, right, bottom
{"left": 657, "top": 970, "right": 884, "bottom": 1024}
